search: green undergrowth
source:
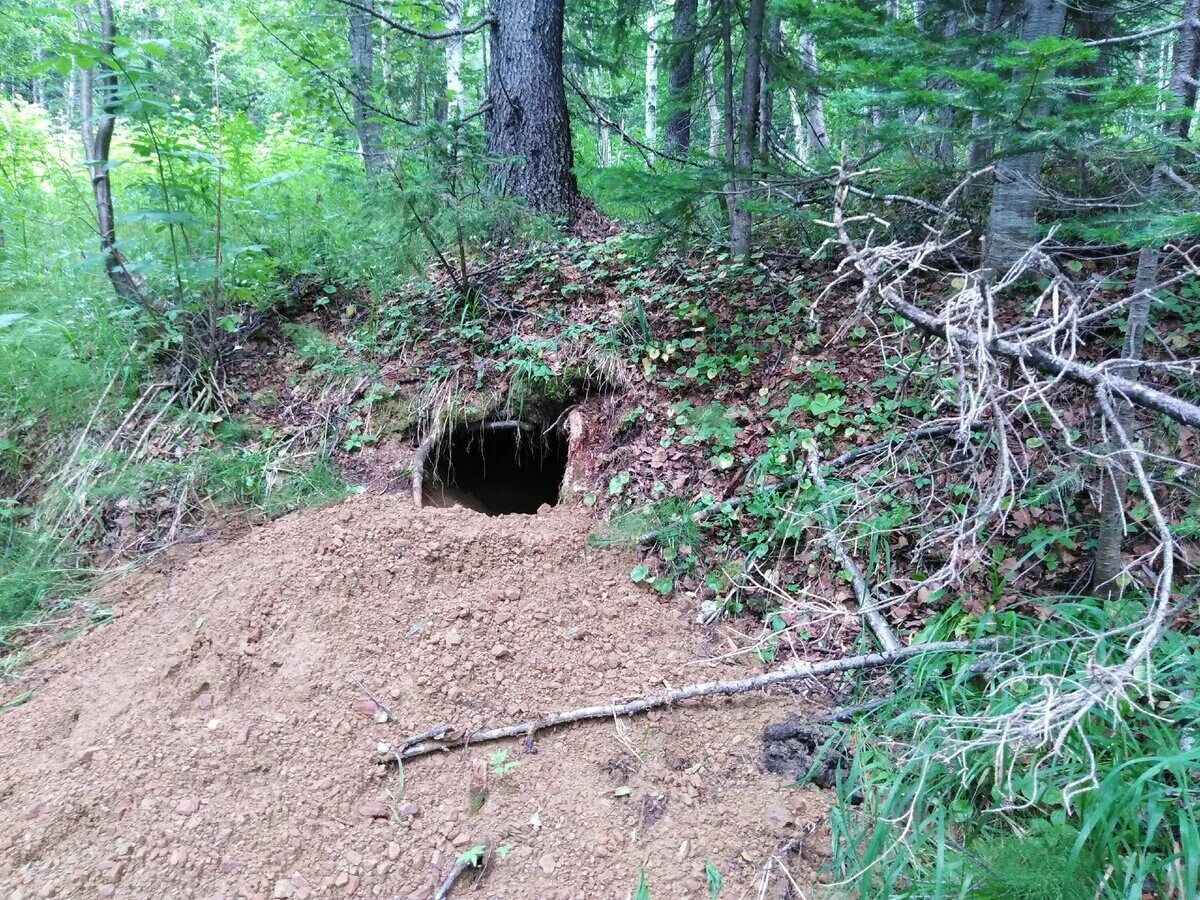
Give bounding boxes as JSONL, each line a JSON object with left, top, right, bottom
{"left": 826, "top": 600, "right": 1200, "bottom": 898}
{"left": 0, "top": 304, "right": 351, "bottom": 640}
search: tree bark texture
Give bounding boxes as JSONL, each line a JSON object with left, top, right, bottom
{"left": 1093, "top": 0, "right": 1200, "bottom": 597}
{"left": 729, "top": 0, "right": 766, "bottom": 258}
{"left": 348, "top": 0, "right": 386, "bottom": 177}
{"left": 645, "top": 5, "right": 659, "bottom": 146}
{"left": 982, "top": 0, "right": 1068, "bottom": 275}
{"left": 485, "top": 0, "right": 579, "bottom": 216}
{"left": 664, "top": 0, "right": 698, "bottom": 155}
{"left": 797, "top": 31, "right": 828, "bottom": 156}
{"left": 80, "top": 0, "right": 141, "bottom": 305}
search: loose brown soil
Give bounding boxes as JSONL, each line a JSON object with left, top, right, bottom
{"left": 0, "top": 496, "right": 831, "bottom": 899}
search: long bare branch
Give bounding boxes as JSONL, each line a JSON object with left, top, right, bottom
{"left": 331, "top": 0, "right": 494, "bottom": 40}
{"left": 388, "top": 639, "right": 1000, "bottom": 760}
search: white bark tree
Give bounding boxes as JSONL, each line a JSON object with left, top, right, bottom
{"left": 645, "top": 4, "right": 659, "bottom": 146}
{"left": 797, "top": 31, "right": 828, "bottom": 156}
{"left": 443, "top": 0, "right": 464, "bottom": 117}
{"left": 705, "top": 47, "right": 720, "bottom": 156}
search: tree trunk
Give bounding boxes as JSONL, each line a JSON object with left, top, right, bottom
{"left": 933, "top": 10, "right": 958, "bottom": 164}
{"left": 967, "top": 0, "right": 1007, "bottom": 169}
{"left": 720, "top": 0, "right": 735, "bottom": 173}
{"left": 348, "top": 0, "right": 385, "bottom": 177}
{"left": 595, "top": 69, "right": 613, "bottom": 166}
{"left": 758, "top": 18, "right": 781, "bottom": 157}
{"left": 485, "top": 0, "right": 579, "bottom": 216}
{"left": 705, "top": 25, "right": 721, "bottom": 156}
{"left": 729, "top": 0, "right": 766, "bottom": 258}
{"left": 798, "top": 31, "right": 828, "bottom": 156}
{"left": 645, "top": 4, "right": 659, "bottom": 147}
{"left": 443, "top": 0, "right": 465, "bottom": 118}
{"left": 982, "top": 0, "right": 1067, "bottom": 275}
{"left": 789, "top": 87, "right": 806, "bottom": 161}
{"left": 664, "top": 0, "right": 697, "bottom": 155}
{"left": 1093, "top": 0, "right": 1200, "bottom": 598}
{"left": 80, "top": 0, "right": 141, "bottom": 305}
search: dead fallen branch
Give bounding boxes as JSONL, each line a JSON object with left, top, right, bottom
{"left": 882, "top": 290, "right": 1200, "bottom": 429}
{"left": 806, "top": 446, "right": 901, "bottom": 653}
{"left": 387, "top": 639, "right": 1000, "bottom": 761}
{"left": 403, "top": 724, "right": 453, "bottom": 747}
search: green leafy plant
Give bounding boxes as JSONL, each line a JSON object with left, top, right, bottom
{"left": 704, "top": 859, "right": 723, "bottom": 899}
{"left": 488, "top": 749, "right": 520, "bottom": 778}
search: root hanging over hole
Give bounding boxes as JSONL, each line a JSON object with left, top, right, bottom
{"left": 420, "top": 421, "right": 569, "bottom": 516}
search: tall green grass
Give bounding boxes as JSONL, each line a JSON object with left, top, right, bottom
{"left": 828, "top": 598, "right": 1200, "bottom": 898}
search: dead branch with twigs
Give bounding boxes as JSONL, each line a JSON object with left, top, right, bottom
{"left": 385, "top": 639, "right": 1001, "bottom": 761}
{"left": 814, "top": 158, "right": 1198, "bottom": 800}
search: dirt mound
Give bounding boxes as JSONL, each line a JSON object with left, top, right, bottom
{"left": 0, "top": 497, "right": 830, "bottom": 899}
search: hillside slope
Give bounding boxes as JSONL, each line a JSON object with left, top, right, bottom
{"left": 0, "top": 496, "right": 830, "bottom": 899}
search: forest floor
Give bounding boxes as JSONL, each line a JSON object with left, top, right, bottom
{"left": 3, "top": 231, "right": 1129, "bottom": 898}
{"left": 0, "top": 494, "right": 833, "bottom": 899}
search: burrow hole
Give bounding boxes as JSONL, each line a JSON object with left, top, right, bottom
{"left": 424, "top": 421, "right": 569, "bottom": 516}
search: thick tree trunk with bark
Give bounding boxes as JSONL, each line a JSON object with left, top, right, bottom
{"left": 485, "top": 0, "right": 579, "bottom": 216}
{"left": 982, "top": 0, "right": 1067, "bottom": 275}
{"left": 80, "top": 0, "right": 141, "bottom": 305}
{"left": 1093, "top": 0, "right": 1200, "bottom": 597}
{"left": 729, "top": 0, "right": 767, "bottom": 258}
{"left": 348, "top": 0, "right": 386, "bottom": 177}
{"left": 664, "top": 0, "right": 697, "bottom": 155}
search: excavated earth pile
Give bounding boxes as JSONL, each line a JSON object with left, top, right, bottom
{"left": 0, "top": 496, "right": 830, "bottom": 899}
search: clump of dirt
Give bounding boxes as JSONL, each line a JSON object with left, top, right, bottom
{"left": 0, "top": 496, "right": 831, "bottom": 899}
{"left": 762, "top": 721, "right": 846, "bottom": 790}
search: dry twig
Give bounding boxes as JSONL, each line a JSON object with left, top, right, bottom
{"left": 387, "top": 640, "right": 999, "bottom": 761}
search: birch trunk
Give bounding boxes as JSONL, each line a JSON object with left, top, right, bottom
{"left": 645, "top": 4, "right": 659, "bottom": 147}
{"left": 443, "top": 0, "right": 465, "bottom": 118}
{"left": 705, "top": 46, "right": 720, "bottom": 156}
{"left": 789, "top": 88, "right": 806, "bottom": 161}
{"left": 348, "top": 0, "right": 385, "bottom": 177}
{"left": 798, "top": 32, "right": 828, "bottom": 155}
